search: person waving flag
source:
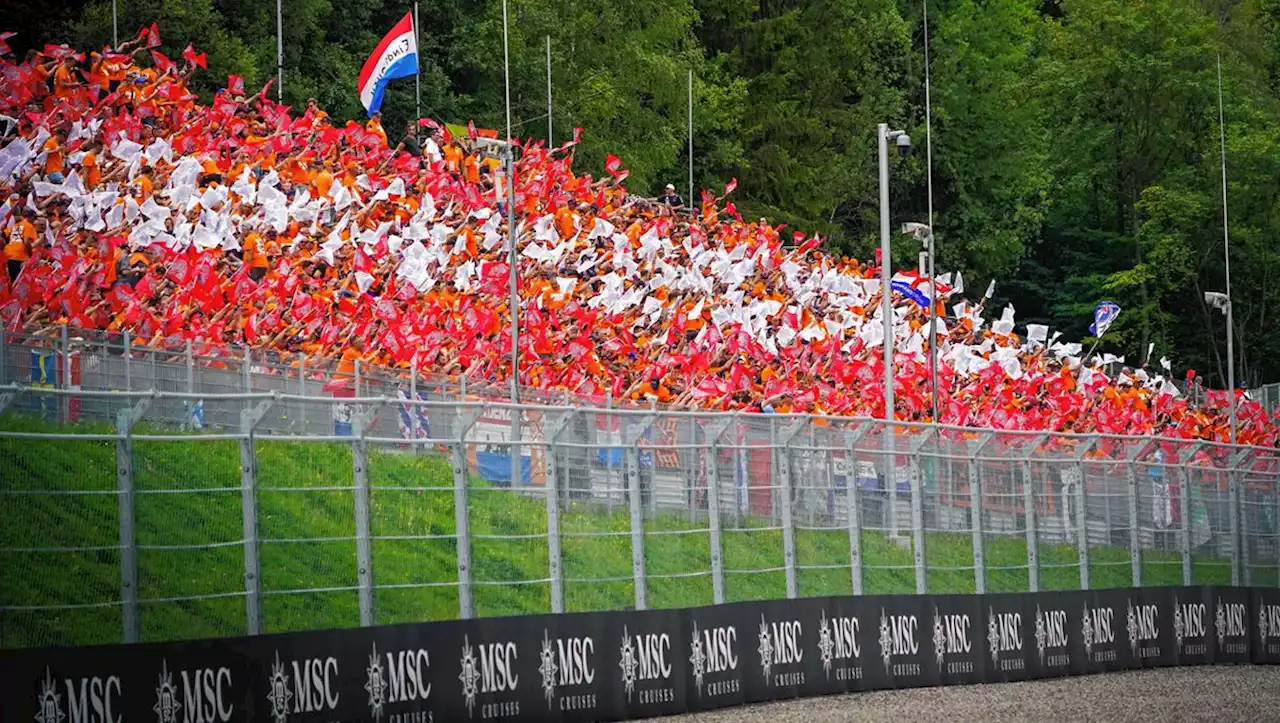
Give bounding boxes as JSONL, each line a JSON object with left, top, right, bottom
{"left": 357, "top": 12, "right": 418, "bottom": 116}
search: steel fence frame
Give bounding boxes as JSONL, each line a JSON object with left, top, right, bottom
{"left": 2, "top": 334, "right": 1279, "bottom": 648}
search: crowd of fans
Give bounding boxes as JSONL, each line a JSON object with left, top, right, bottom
{"left": 1, "top": 28, "right": 1275, "bottom": 447}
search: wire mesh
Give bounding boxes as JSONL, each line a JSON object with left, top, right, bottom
{"left": 791, "top": 421, "right": 854, "bottom": 598}
{"left": 3, "top": 329, "right": 1280, "bottom": 649}
{"left": 133, "top": 438, "right": 246, "bottom": 641}
{"left": 720, "top": 416, "right": 787, "bottom": 603}
{"left": 464, "top": 406, "right": 551, "bottom": 618}
{"left": 255, "top": 438, "right": 360, "bottom": 633}
{"left": 561, "top": 405, "right": 635, "bottom": 612}
{"left": 0, "top": 435, "right": 122, "bottom": 648}
{"left": 367, "top": 441, "right": 460, "bottom": 625}
{"left": 643, "top": 415, "right": 712, "bottom": 609}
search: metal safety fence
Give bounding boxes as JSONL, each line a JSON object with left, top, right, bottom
{"left": 1, "top": 335, "right": 1279, "bottom": 650}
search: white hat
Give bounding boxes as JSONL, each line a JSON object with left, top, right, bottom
{"left": 665, "top": 183, "right": 675, "bottom": 190}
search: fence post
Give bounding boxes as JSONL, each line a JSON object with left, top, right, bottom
{"left": 1178, "top": 443, "right": 1200, "bottom": 586}
{"left": 1075, "top": 437, "right": 1097, "bottom": 590}
{"left": 1126, "top": 458, "right": 1142, "bottom": 588}
{"left": 968, "top": 432, "right": 992, "bottom": 594}
{"left": 544, "top": 409, "right": 575, "bottom": 614}
{"left": 242, "top": 344, "right": 251, "bottom": 393}
{"left": 704, "top": 416, "right": 733, "bottom": 605}
{"left": 777, "top": 417, "right": 806, "bottom": 599}
{"left": 1228, "top": 448, "right": 1245, "bottom": 587}
{"left": 114, "top": 403, "right": 143, "bottom": 643}
{"left": 355, "top": 359, "right": 362, "bottom": 398}
{"left": 624, "top": 415, "right": 658, "bottom": 611}
{"left": 60, "top": 325, "right": 69, "bottom": 423}
{"left": 1274, "top": 460, "right": 1280, "bottom": 588}
{"left": 352, "top": 405, "right": 378, "bottom": 627}
{"left": 846, "top": 423, "right": 873, "bottom": 595}
{"left": 239, "top": 399, "right": 272, "bottom": 635}
{"left": 605, "top": 391, "right": 615, "bottom": 515}
{"left": 908, "top": 428, "right": 932, "bottom": 595}
{"left": 298, "top": 352, "right": 307, "bottom": 432}
{"left": 124, "top": 330, "right": 132, "bottom": 391}
{"left": 0, "top": 324, "right": 7, "bottom": 385}
{"left": 452, "top": 407, "right": 483, "bottom": 619}
{"left": 1022, "top": 434, "right": 1046, "bottom": 593}
{"left": 409, "top": 356, "right": 419, "bottom": 441}
{"left": 185, "top": 340, "right": 194, "bottom": 394}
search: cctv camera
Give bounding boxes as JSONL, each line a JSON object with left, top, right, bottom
{"left": 896, "top": 133, "right": 912, "bottom": 158}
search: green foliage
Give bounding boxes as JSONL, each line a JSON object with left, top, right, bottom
{"left": 8, "top": 0, "right": 1280, "bottom": 382}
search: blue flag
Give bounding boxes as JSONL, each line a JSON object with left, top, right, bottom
{"left": 1088, "top": 301, "right": 1121, "bottom": 337}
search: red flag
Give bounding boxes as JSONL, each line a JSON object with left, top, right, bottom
{"left": 0, "top": 31, "right": 14, "bottom": 56}
{"left": 144, "top": 23, "right": 161, "bottom": 48}
{"left": 572, "top": 127, "right": 582, "bottom": 145}
{"left": 467, "top": 120, "right": 477, "bottom": 139}
{"left": 723, "top": 177, "right": 738, "bottom": 196}
{"left": 417, "top": 118, "right": 440, "bottom": 129}
{"left": 227, "top": 74, "right": 245, "bottom": 95}
{"left": 150, "top": 50, "right": 174, "bottom": 73}
{"left": 181, "top": 44, "right": 207, "bottom": 69}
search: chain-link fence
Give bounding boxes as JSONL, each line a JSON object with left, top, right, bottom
{"left": 2, "top": 332, "right": 1279, "bottom": 649}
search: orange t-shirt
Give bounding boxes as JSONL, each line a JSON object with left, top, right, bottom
{"left": 43, "top": 138, "right": 64, "bottom": 176}
{"left": 82, "top": 151, "right": 101, "bottom": 188}
{"left": 5, "top": 219, "right": 36, "bottom": 261}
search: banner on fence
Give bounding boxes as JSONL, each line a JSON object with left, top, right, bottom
{"left": 1, "top": 586, "right": 1273, "bottom": 722}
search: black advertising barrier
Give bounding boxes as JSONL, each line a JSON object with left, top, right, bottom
{"left": 2, "top": 585, "right": 1275, "bottom": 723}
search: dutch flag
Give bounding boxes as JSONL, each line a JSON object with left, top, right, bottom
{"left": 357, "top": 13, "right": 419, "bottom": 116}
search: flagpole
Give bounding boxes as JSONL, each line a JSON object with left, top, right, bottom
{"left": 112, "top": 0, "right": 119, "bottom": 49}
{"left": 1217, "top": 53, "right": 1237, "bottom": 447}
{"left": 503, "top": 0, "right": 521, "bottom": 461}
{"left": 923, "top": 0, "right": 938, "bottom": 425}
{"left": 688, "top": 69, "right": 693, "bottom": 208}
{"left": 414, "top": 2, "right": 421, "bottom": 123}
{"left": 546, "top": 36, "right": 553, "bottom": 144}
{"left": 276, "top": 0, "right": 283, "bottom": 100}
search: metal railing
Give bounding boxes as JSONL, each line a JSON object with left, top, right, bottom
{"left": 2, "top": 333, "right": 1279, "bottom": 650}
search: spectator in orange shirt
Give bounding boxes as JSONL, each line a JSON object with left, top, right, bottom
{"left": 43, "top": 130, "right": 66, "bottom": 182}
{"left": 5, "top": 208, "right": 37, "bottom": 281}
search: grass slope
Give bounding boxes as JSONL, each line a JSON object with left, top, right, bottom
{"left": 0, "top": 414, "right": 1246, "bottom": 649}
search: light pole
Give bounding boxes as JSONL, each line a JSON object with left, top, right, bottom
{"left": 877, "top": 122, "right": 910, "bottom": 542}
{"left": 1215, "top": 55, "right": 1237, "bottom": 447}
{"left": 877, "top": 123, "right": 911, "bottom": 426}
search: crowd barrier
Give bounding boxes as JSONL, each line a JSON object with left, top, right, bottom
{"left": 3, "top": 585, "right": 1277, "bottom": 722}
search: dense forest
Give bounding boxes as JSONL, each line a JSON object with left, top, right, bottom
{"left": 7, "top": 0, "right": 1280, "bottom": 388}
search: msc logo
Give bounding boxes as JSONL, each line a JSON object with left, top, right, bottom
{"left": 756, "top": 615, "right": 804, "bottom": 687}
{"left": 1173, "top": 597, "right": 1206, "bottom": 656}
{"left": 689, "top": 622, "right": 739, "bottom": 698}
{"left": 1259, "top": 603, "right": 1280, "bottom": 654}
{"left": 878, "top": 609, "right": 920, "bottom": 677}
{"left": 1216, "top": 598, "right": 1247, "bottom": 654}
{"left": 537, "top": 630, "right": 596, "bottom": 712}
{"left": 35, "top": 667, "right": 122, "bottom": 723}
{"left": 932, "top": 607, "right": 973, "bottom": 674}
{"left": 1034, "top": 606, "right": 1070, "bottom": 668}
{"left": 264, "top": 651, "right": 339, "bottom": 722}
{"left": 152, "top": 660, "right": 234, "bottom": 723}
{"left": 1082, "top": 605, "right": 1117, "bottom": 663}
{"left": 987, "top": 608, "right": 1024, "bottom": 671}
{"left": 458, "top": 635, "right": 520, "bottom": 720}
{"left": 1127, "top": 600, "right": 1160, "bottom": 658}
{"left": 365, "top": 643, "right": 431, "bottom": 721}
{"left": 817, "top": 610, "right": 861, "bottom": 682}
{"left": 618, "top": 626, "right": 673, "bottom": 705}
